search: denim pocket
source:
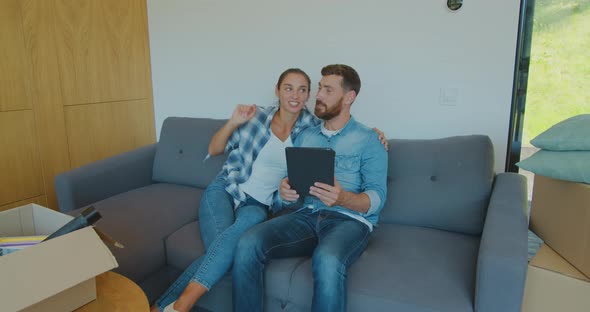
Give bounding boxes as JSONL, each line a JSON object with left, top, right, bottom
{"left": 335, "top": 155, "right": 361, "bottom": 172}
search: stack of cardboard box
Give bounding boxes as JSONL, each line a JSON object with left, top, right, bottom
{"left": 522, "top": 175, "right": 590, "bottom": 311}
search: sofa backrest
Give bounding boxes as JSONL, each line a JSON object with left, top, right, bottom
{"left": 379, "top": 135, "right": 494, "bottom": 235}
{"left": 153, "top": 117, "right": 228, "bottom": 189}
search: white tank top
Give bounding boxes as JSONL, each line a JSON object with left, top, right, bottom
{"left": 239, "top": 133, "right": 293, "bottom": 205}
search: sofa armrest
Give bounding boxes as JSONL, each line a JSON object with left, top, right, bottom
{"left": 475, "top": 172, "right": 528, "bottom": 312}
{"left": 55, "top": 144, "right": 156, "bottom": 213}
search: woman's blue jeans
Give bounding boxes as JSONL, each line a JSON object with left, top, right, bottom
{"left": 233, "top": 209, "right": 370, "bottom": 312}
{"left": 155, "top": 175, "right": 268, "bottom": 310}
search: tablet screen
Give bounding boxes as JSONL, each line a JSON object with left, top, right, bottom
{"left": 285, "top": 147, "right": 335, "bottom": 197}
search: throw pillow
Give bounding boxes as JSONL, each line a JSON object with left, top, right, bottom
{"left": 517, "top": 150, "right": 590, "bottom": 184}
{"left": 530, "top": 114, "right": 590, "bottom": 151}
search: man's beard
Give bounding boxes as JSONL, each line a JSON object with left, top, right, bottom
{"left": 314, "top": 98, "right": 343, "bottom": 120}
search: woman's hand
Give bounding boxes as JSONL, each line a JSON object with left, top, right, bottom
{"left": 373, "top": 127, "right": 389, "bottom": 151}
{"left": 229, "top": 104, "right": 256, "bottom": 127}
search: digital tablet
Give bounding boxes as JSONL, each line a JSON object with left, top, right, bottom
{"left": 285, "top": 147, "right": 335, "bottom": 197}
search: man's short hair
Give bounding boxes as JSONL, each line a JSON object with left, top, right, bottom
{"left": 321, "top": 64, "right": 361, "bottom": 95}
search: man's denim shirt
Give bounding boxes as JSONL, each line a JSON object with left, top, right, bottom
{"left": 288, "top": 116, "right": 388, "bottom": 230}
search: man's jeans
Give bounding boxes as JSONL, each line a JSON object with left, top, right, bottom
{"left": 156, "top": 175, "right": 268, "bottom": 310}
{"left": 233, "top": 209, "right": 370, "bottom": 312}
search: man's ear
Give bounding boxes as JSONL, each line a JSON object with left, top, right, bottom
{"left": 345, "top": 90, "right": 357, "bottom": 106}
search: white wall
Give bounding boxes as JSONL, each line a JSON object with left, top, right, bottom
{"left": 147, "top": 0, "right": 521, "bottom": 172}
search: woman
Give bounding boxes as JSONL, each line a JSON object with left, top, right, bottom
{"left": 153, "top": 68, "right": 318, "bottom": 312}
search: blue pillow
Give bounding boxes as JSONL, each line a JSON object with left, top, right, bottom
{"left": 517, "top": 150, "right": 590, "bottom": 184}
{"left": 530, "top": 114, "right": 590, "bottom": 151}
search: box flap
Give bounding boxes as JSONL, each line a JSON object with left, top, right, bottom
{"left": 0, "top": 204, "right": 72, "bottom": 236}
{"left": 523, "top": 265, "right": 590, "bottom": 311}
{"left": 531, "top": 244, "right": 590, "bottom": 281}
{"left": 22, "top": 278, "right": 96, "bottom": 312}
{"left": 523, "top": 243, "right": 590, "bottom": 311}
{"left": 0, "top": 227, "right": 118, "bottom": 311}
{"left": 0, "top": 204, "right": 32, "bottom": 236}
{"left": 31, "top": 204, "right": 74, "bottom": 235}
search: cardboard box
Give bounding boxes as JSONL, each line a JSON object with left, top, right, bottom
{"left": 0, "top": 204, "right": 118, "bottom": 312}
{"left": 530, "top": 174, "right": 590, "bottom": 277}
{"left": 522, "top": 244, "right": 590, "bottom": 312}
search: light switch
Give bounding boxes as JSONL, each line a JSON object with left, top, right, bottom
{"left": 439, "top": 88, "right": 459, "bottom": 106}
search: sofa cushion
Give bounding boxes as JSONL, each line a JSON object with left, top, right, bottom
{"left": 266, "top": 224, "right": 480, "bottom": 312}
{"left": 153, "top": 117, "right": 228, "bottom": 188}
{"left": 164, "top": 222, "right": 309, "bottom": 312}
{"left": 79, "top": 183, "right": 203, "bottom": 283}
{"left": 265, "top": 258, "right": 311, "bottom": 306}
{"left": 381, "top": 135, "right": 494, "bottom": 235}
{"left": 139, "top": 265, "right": 181, "bottom": 304}
{"left": 164, "top": 220, "right": 237, "bottom": 312}
{"left": 165, "top": 221, "right": 205, "bottom": 271}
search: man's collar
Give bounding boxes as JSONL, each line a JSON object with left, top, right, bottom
{"left": 320, "top": 116, "right": 355, "bottom": 137}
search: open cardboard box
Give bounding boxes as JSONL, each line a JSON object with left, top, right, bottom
{"left": 530, "top": 174, "right": 590, "bottom": 277}
{"left": 522, "top": 244, "right": 590, "bottom": 312}
{"left": 0, "top": 204, "right": 118, "bottom": 311}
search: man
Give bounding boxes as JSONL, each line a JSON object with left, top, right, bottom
{"left": 232, "top": 64, "right": 388, "bottom": 312}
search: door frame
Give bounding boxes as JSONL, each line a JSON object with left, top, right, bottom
{"left": 506, "top": 0, "right": 535, "bottom": 172}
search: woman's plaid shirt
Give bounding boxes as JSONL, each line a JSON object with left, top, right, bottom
{"left": 211, "top": 105, "right": 319, "bottom": 210}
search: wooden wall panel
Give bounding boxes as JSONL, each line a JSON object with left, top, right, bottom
{"left": 21, "top": 0, "right": 72, "bottom": 210}
{"left": 0, "top": 195, "right": 47, "bottom": 212}
{"left": 0, "top": 111, "right": 44, "bottom": 207}
{"left": 0, "top": 0, "right": 33, "bottom": 111}
{"left": 65, "top": 99, "right": 156, "bottom": 169}
{"left": 54, "top": 0, "right": 152, "bottom": 105}
{"left": 4, "top": 0, "right": 155, "bottom": 211}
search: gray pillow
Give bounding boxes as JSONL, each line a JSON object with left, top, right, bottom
{"left": 380, "top": 135, "right": 494, "bottom": 235}
{"left": 517, "top": 150, "right": 590, "bottom": 184}
{"left": 530, "top": 114, "right": 590, "bottom": 151}
{"left": 152, "top": 117, "right": 228, "bottom": 188}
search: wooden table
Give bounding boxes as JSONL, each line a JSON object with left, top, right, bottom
{"left": 75, "top": 271, "right": 149, "bottom": 311}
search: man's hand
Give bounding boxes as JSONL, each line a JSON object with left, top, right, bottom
{"left": 309, "top": 178, "right": 348, "bottom": 207}
{"left": 373, "top": 127, "right": 389, "bottom": 151}
{"left": 280, "top": 177, "right": 299, "bottom": 202}
{"left": 229, "top": 104, "right": 256, "bottom": 127}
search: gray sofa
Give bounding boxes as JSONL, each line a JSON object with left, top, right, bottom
{"left": 55, "top": 117, "right": 528, "bottom": 312}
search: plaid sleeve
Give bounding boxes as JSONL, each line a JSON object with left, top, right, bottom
{"left": 224, "top": 128, "right": 240, "bottom": 153}
{"left": 271, "top": 191, "right": 283, "bottom": 212}
{"left": 302, "top": 108, "right": 321, "bottom": 127}
{"left": 270, "top": 190, "right": 300, "bottom": 213}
